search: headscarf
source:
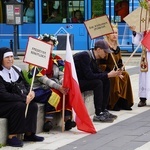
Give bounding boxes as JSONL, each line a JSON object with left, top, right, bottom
{"left": 0, "top": 47, "right": 13, "bottom": 70}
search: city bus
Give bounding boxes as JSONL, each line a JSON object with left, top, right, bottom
{"left": 0, "top": 0, "right": 141, "bottom": 52}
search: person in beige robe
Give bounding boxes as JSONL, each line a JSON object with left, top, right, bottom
{"left": 99, "top": 23, "right": 134, "bottom": 111}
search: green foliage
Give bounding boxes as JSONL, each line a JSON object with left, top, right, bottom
{"left": 92, "top": 0, "right": 105, "bottom": 16}
{"left": 139, "top": 0, "right": 149, "bottom": 9}
{"left": 0, "top": 144, "right": 4, "bottom": 148}
{"left": 22, "top": 70, "right": 32, "bottom": 85}
{"left": 115, "top": 0, "right": 123, "bottom": 4}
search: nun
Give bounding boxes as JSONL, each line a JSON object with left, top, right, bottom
{"left": 0, "top": 47, "right": 44, "bottom": 147}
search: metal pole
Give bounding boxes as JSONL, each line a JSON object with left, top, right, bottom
{"left": 131, "top": 0, "right": 135, "bottom": 52}
{"left": 10, "top": 39, "right": 13, "bottom": 51}
{"left": 13, "top": 24, "right": 19, "bottom": 59}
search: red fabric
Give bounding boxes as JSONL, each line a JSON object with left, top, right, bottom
{"left": 51, "top": 88, "right": 72, "bottom": 112}
{"left": 72, "top": 18, "right": 78, "bottom": 23}
{"left": 63, "top": 35, "right": 96, "bottom": 134}
{"left": 141, "top": 31, "right": 150, "bottom": 51}
{"left": 46, "top": 54, "right": 53, "bottom": 77}
{"left": 46, "top": 53, "right": 64, "bottom": 77}
{"left": 115, "top": 0, "right": 129, "bottom": 21}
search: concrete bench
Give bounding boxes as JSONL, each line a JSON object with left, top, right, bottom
{"left": 0, "top": 104, "right": 45, "bottom": 145}
{"left": 0, "top": 91, "right": 94, "bottom": 145}
{"left": 36, "top": 91, "right": 94, "bottom": 134}
{"left": 36, "top": 91, "right": 94, "bottom": 131}
{"left": 0, "top": 118, "right": 7, "bottom": 145}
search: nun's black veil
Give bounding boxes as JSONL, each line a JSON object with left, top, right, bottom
{"left": 0, "top": 47, "right": 12, "bottom": 70}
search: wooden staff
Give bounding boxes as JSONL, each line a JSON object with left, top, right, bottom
{"left": 61, "top": 94, "right": 65, "bottom": 132}
{"left": 25, "top": 66, "right": 37, "bottom": 118}
{"left": 110, "top": 53, "right": 118, "bottom": 70}
{"left": 104, "top": 38, "right": 119, "bottom": 70}
{"left": 123, "top": 42, "right": 141, "bottom": 68}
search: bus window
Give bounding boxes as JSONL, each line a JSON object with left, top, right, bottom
{"left": 0, "top": 0, "right": 35, "bottom": 23}
{"left": 42, "top": 0, "right": 85, "bottom": 23}
{"left": 68, "top": 1, "right": 84, "bottom": 23}
{"left": 92, "top": 0, "right": 105, "bottom": 18}
{"left": 114, "top": 0, "right": 129, "bottom": 22}
{"left": 23, "top": 0, "right": 35, "bottom": 23}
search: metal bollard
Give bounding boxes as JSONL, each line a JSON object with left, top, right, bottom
{"left": 10, "top": 39, "right": 13, "bottom": 51}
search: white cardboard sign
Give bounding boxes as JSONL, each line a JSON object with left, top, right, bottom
{"left": 23, "top": 37, "right": 51, "bottom": 69}
{"left": 84, "top": 15, "right": 113, "bottom": 39}
{"left": 123, "top": 7, "right": 149, "bottom": 32}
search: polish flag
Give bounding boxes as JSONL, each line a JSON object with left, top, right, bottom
{"left": 141, "top": 31, "right": 150, "bottom": 51}
{"left": 63, "top": 34, "right": 96, "bottom": 134}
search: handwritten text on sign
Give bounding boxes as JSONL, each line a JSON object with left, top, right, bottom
{"left": 23, "top": 37, "right": 51, "bottom": 69}
{"left": 84, "top": 15, "right": 113, "bottom": 39}
{"left": 31, "top": 47, "right": 46, "bottom": 58}
{"left": 89, "top": 22, "right": 108, "bottom": 31}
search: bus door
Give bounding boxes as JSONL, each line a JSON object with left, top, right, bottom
{"left": 38, "top": 0, "right": 88, "bottom": 50}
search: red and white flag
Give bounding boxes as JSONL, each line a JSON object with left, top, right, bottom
{"left": 141, "top": 31, "right": 150, "bottom": 51}
{"left": 63, "top": 34, "right": 96, "bottom": 134}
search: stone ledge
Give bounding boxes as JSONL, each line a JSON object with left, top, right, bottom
{"left": 36, "top": 91, "right": 94, "bottom": 133}
{"left": 83, "top": 91, "right": 94, "bottom": 116}
{"left": 0, "top": 118, "right": 7, "bottom": 145}
{"left": 0, "top": 91, "right": 94, "bottom": 145}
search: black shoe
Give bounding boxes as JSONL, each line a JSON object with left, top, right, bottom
{"left": 7, "top": 136, "right": 23, "bottom": 147}
{"left": 120, "top": 98, "right": 132, "bottom": 110}
{"left": 43, "top": 121, "right": 53, "bottom": 132}
{"left": 123, "top": 107, "right": 132, "bottom": 110}
{"left": 138, "top": 100, "right": 146, "bottom": 107}
{"left": 65, "top": 119, "right": 76, "bottom": 131}
{"left": 112, "top": 103, "right": 121, "bottom": 111}
{"left": 113, "top": 107, "right": 121, "bottom": 111}
{"left": 122, "top": 104, "right": 132, "bottom": 110}
{"left": 24, "top": 133, "right": 44, "bottom": 142}
{"left": 103, "top": 109, "right": 117, "bottom": 119}
{"left": 93, "top": 113, "right": 114, "bottom": 123}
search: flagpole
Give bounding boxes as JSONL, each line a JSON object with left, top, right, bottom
{"left": 62, "top": 34, "right": 96, "bottom": 133}
{"left": 25, "top": 66, "right": 37, "bottom": 118}
{"left": 61, "top": 33, "right": 69, "bottom": 132}
{"left": 123, "top": 42, "right": 141, "bottom": 68}
{"left": 62, "top": 94, "right": 65, "bottom": 132}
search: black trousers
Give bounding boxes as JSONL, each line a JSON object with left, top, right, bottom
{"left": 79, "top": 78, "right": 110, "bottom": 115}
{"left": 0, "top": 101, "right": 38, "bottom": 135}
